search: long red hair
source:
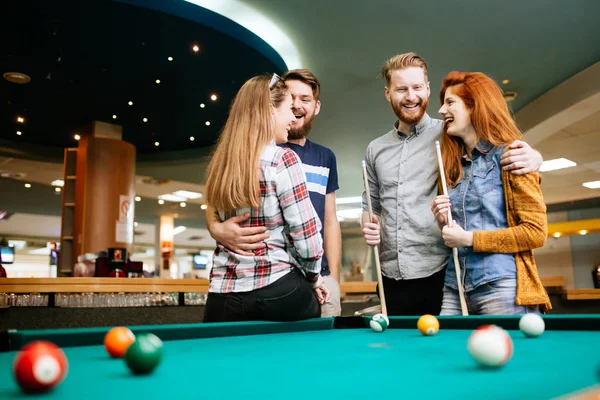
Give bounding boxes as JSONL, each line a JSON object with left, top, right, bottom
{"left": 439, "top": 71, "right": 523, "bottom": 187}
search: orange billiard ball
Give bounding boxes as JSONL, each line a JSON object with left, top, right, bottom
{"left": 104, "top": 327, "right": 135, "bottom": 358}
{"left": 417, "top": 314, "right": 440, "bottom": 336}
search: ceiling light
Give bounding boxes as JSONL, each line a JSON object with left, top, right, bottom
{"left": 173, "top": 226, "right": 187, "bottom": 235}
{"left": 24, "top": 183, "right": 31, "bottom": 188}
{"left": 210, "top": 94, "right": 217, "bottom": 101}
{"left": 173, "top": 190, "right": 203, "bottom": 199}
{"left": 200, "top": 204, "right": 207, "bottom": 210}
{"left": 336, "top": 196, "right": 362, "bottom": 205}
{"left": 583, "top": 181, "right": 600, "bottom": 189}
{"left": 155, "top": 79, "right": 161, "bottom": 84}
{"left": 539, "top": 158, "right": 577, "bottom": 172}
{"left": 502, "top": 91, "right": 517, "bottom": 102}
{"left": 553, "top": 232, "right": 561, "bottom": 238}
{"left": 128, "top": 101, "right": 133, "bottom": 106}
{"left": 159, "top": 194, "right": 187, "bottom": 202}
{"left": 200, "top": 103, "right": 205, "bottom": 108}
{"left": 158, "top": 199, "right": 165, "bottom": 205}
{"left": 205, "top": 121, "right": 211, "bottom": 126}
{"left": 3, "top": 71, "right": 31, "bottom": 84}
{"left": 16, "top": 116, "right": 25, "bottom": 123}
{"left": 54, "top": 187, "right": 61, "bottom": 193}
{"left": 143, "top": 117, "right": 148, "bottom": 122}
{"left": 192, "top": 45, "right": 200, "bottom": 52}
{"left": 579, "top": 230, "right": 588, "bottom": 235}
{"left": 154, "top": 141, "right": 159, "bottom": 146}
{"left": 51, "top": 180, "right": 64, "bottom": 187}
{"left": 135, "top": 196, "right": 141, "bottom": 202}
{"left": 502, "top": 79, "right": 510, "bottom": 84}
{"left": 112, "top": 115, "right": 117, "bottom": 119}
{"left": 168, "top": 56, "right": 173, "bottom": 61}
{"left": 180, "top": 202, "right": 187, "bottom": 207}
{"left": 336, "top": 208, "right": 363, "bottom": 220}
{"left": 16, "top": 131, "right": 22, "bottom": 136}
{"left": 74, "top": 134, "right": 80, "bottom": 140}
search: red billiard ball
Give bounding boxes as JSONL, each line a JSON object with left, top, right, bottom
{"left": 13, "top": 341, "right": 68, "bottom": 393}
{"left": 104, "top": 326, "right": 136, "bottom": 358}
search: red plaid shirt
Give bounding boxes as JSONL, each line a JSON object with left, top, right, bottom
{"left": 209, "top": 145, "right": 323, "bottom": 293}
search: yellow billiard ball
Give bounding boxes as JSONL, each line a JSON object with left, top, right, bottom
{"left": 417, "top": 314, "right": 439, "bottom": 336}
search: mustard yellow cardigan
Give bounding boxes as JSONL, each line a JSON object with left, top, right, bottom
{"left": 472, "top": 160, "right": 552, "bottom": 312}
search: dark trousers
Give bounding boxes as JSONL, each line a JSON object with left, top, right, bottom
{"left": 203, "top": 268, "right": 320, "bottom": 323}
{"left": 376, "top": 268, "right": 445, "bottom": 316}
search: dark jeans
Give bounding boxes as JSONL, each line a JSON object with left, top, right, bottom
{"left": 203, "top": 269, "right": 320, "bottom": 323}
{"left": 376, "top": 268, "right": 445, "bottom": 316}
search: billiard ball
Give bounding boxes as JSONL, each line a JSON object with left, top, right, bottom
{"left": 467, "top": 325, "right": 513, "bottom": 368}
{"left": 13, "top": 341, "right": 68, "bottom": 393}
{"left": 417, "top": 314, "right": 439, "bottom": 336}
{"left": 125, "top": 333, "right": 163, "bottom": 374}
{"left": 369, "top": 313, "right": 389, "bottom": 332}
{"left": 104, "top": 326, "right": 136, "bottom": 358}
{"left": 519, "top": 314, "right": 545, "bottom": 338}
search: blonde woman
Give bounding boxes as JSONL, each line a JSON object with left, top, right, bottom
{"left": 203, "top": 74, "right": 329, "bottom": 322}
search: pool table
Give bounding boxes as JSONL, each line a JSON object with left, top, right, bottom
{"left": 1, "top": 315, "right": 599, "bottom": 399}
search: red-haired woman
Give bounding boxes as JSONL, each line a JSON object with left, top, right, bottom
{"left": 431, "top": 71, "right": 551, "bottom": 315}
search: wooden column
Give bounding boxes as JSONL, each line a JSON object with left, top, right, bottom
{"left": 69, "top": 121, "right": 136, "bottom": 273}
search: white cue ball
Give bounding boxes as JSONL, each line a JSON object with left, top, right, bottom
{"left": 519, "top": 314, "right": 545, "bottom": 338}
{"left": 467, "top": 325, "right": 513, "bottom": 368}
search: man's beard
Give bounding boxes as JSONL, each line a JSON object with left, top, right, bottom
{"left": 392, "top": 97, "right": 429, "bottom": 126}
{"left": 288, "top": 112, "right": 315, "bottom": 140}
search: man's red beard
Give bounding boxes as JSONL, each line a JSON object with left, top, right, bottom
{"left": 288, "top": 113, "right": 316, "bottom": 140}
{"left": 392, "top": 98, "right": 429, "bottom": 126}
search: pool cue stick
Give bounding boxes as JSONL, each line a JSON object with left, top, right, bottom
{"left": 362, "top": 160, "right": 388, "bottom": 316}
{"left": 435, "top": 141, "right": 468, "bottom": 316}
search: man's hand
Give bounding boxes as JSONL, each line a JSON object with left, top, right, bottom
{"left": 210, "top": 213, "right": 269, "bottom": 256}
{"left": 362, "top": 214, "right": 381, "bottom": 246}
{"left": 431, "top": 195, "right": 450, "bottom": 228}
{"left": 500, "top": 140, "right": 543, "bottom": 175}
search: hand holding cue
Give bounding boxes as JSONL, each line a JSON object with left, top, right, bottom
{"left": 362, "top": 160, "right": 387, "bottom": 316}
{"left": 435, "top": 141, "right": 468, "bottom": 316}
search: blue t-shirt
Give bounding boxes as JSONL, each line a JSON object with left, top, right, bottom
{"left": 279, "top": 139, "right": 339, "bottom": 275}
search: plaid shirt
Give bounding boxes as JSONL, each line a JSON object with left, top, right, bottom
{"left": 209, "top": 144, "right": 323, "bottom": 293}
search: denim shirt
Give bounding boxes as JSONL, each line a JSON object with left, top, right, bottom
{"left": 445, "top": 140, "right": 516, "bottom": 292}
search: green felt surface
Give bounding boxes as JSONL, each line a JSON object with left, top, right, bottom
{"left": 1, "top": 322, "right": 599, "bottom": 399}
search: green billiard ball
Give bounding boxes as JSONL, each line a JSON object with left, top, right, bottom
{"left": 124, "top": 333, "right": 163, "bottom": 375}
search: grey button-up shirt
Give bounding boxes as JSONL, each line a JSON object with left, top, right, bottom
{"left": 362, "top": 113, "right": 450, "bottom": 280}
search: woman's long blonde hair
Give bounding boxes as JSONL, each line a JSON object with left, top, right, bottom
{"left": 205, "top": 74, "right": 288, "bottom": 211}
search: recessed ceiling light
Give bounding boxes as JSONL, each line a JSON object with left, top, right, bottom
{"left": 24, "top": 183, "right": 31, "bottom": 188}
{"left": 168, "top": 56, "right": 173, "bottom": 61}
{"left": 190, "top": 136, "right": 195, "bottom": 141}
{"left": 200, "top": 103, "right": 205, "bottom": 108}
{"left": 583, "top": 181, "right": 600, "bottom": 189}
{"left": 135, "top": 196, "right": 141, "bottom": 202}
{"left": 580, "top": 230, "right": 588, "bottom": 235}
{"left": 128, "top": 101, "right": 133, "bottom": 106}
{"left": 54, "top": 187, "right": 61, "bottom": 193}
{"left": 180, "top": 202, "right": 187, "bottom": 207}
{"left": 205, "top": 121, "right": 211, "bottom": 126}
{"left": 159, "top": 194, "right": 187, "bottom": 202}
{"left": 192, "top": 45, "right": 200, "bottom": 52}
{"left": 539, "top": 158, "right": 577, "bottom": 172}
{"left": 155, "top": 79, "right": 161, "bottom": 84}
{"left": 74, "top": 134, "right": 80, "bottom": 140}
{"left": 173, "top": 226, "right": 187, "bottom": 235}
{"left": 158, "top": 199, "right": 165, "bottom": 205}
{"left": 210, "top": 94, "right": 217, "bottom": 101}
{"left": 502, "top": 79, "right": 510, "bottom": 84}
{"left": 16, "top": 131, "right": 22, "bottom": 136}
{"left": 51, "top": 180, "right": 64, "bottom": 187}
{"left": 553, "top": 232, "right": 561, "bottom": 238}
{"left": 200, "top": 204, "right": 207, "bottom": 210}
{"left": 3, "top": 72, "right": 31, "bottom": 84}
{"left": 112, "top": 115, "right": 117, "bottom": 119}
{"left": 16, "top": 116, "right": 24, "bottom": 123}
{"left": 154, "top": 141, "right": 159, "bottom": 146}
{"left": 143, "top": 118, "right": 148, "bottom": 122}
{"left": 173, "top": 190, "right": 203, "bottom": 199}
